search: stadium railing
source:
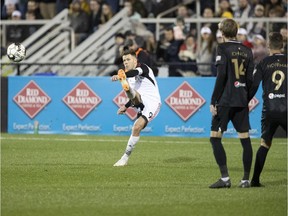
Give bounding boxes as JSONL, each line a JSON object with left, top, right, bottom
{"left": 0, "top": 10, "right": 286, "bottom": 76}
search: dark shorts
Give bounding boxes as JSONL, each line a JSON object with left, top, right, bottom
{"left": 211, "top": 106, "right": 250, "bottom": 133}
{"left": 261, "top": 111, "right": 287, "bottom": 142}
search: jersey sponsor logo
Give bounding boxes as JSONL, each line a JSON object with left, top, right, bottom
{"left": 165, "top": 81, "right": 206, "bottom": 121}
{"left": 13, "top": 80, "right": 51, "bottom": 119}
{"left": 113, "top": 90, "right": 137, "bottom": 120}
{"left": 62, "top": 80, "right": 102, "bottom": 119}
{"left": 268, "top": 93, "right": 286, "bottom": 99}
{"left": 234, "top": 81, "right": 246, "bottom": 88}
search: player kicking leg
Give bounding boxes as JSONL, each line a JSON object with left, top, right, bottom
{"left": 113, "top": 70, "right": 145, "bottom": 167}
{"left": 117, "top": 69, "right": 129, "bottom": 91}
{"left": 113, "top": 116, "right": 147, "bottom": 167}
{"left": 111, "top": 50, "right": 161, "bottom": 167}
{"left": 117, "top": 69, "right": 143, "bottom": 106}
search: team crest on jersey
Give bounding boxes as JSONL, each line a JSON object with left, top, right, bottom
{"left": 216, "top": 55, "right": 221, "bottom": 62}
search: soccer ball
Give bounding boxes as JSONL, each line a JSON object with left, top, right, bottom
{"left": 7, "top": 43, "right": 26, "bottom": 62}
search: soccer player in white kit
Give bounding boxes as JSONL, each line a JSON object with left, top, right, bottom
{"left": 111, "top": 49, "right": 161, "bottom": 166}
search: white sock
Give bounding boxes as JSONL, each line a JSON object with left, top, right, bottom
{"left": 221, "top": 177, "right": 230, "bottom": 182}
{"left": 124, "top": 135, "right": 140, "bottom": 156}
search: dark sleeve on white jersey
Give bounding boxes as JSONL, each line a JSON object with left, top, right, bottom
{"left": 125, "top": 63, "right": 149, "bottom": 78}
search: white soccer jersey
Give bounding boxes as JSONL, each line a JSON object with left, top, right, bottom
{"left": 128, "top": 65, "right": 161, "bottom": 101}
{"left": 127, "top": 63, "right": 161, "bottom": 121}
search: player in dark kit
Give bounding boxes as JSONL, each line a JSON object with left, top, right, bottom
{"left": 248, "top": 32, "right": 287, "bottom": 187}
{"left": 209, "top": 19, "right": 254, "bottom": 188}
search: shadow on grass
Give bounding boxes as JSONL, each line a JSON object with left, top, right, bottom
{"left": 163, "top": 157, "right": 195, "bottom": 163}
{"left": 229, "top": 166, "right": 287, "bottom": 173}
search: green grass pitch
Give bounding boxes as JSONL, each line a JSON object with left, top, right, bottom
{"left": 1, "top": 134, "right": 287, "bottom": 216}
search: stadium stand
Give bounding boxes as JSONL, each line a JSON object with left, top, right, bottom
{"left": 0, "top": 0, "right": 287, "bottom": 77}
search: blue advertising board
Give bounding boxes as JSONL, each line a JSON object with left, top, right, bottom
{"left": 8, "top": 76, "right": 262, "bottom": 137}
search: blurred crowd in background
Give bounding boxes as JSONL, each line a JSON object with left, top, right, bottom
{"left": 1, "top": 0, "right": 287, "bottom": 77}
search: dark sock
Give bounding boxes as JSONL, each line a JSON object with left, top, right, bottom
{"left": 240, "top": 138, "right": 253, "bottom": 180}
{"left": 252, "top": 146, "right": 269, "bottom": 183}
{"left": 210, "top": 137, "right": 229, "bottom": 178}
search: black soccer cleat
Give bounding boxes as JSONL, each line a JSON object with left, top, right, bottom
{"left": 209, "top": 179, "right": 231, "bottom": 189}
{"left": 238, "top": 180, "right": 250, "bottom": 188}
{"left": 251, "top": 180, "right": 264, "bottom": 187}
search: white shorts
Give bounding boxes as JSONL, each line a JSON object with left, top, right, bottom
{"left": 134, "top": 96, "right": 161, "bottom": 122}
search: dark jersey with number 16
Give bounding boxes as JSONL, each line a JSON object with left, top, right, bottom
{"left": 211, "top": 41, "right": 254, "bottom": 107}
{"left": 249, "top": 54, "right": 287, "bottom": 115}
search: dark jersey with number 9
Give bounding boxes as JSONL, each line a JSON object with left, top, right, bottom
{"left": 251, "top": 54, "right": 287, "bottom": 114}
{"left": 211, "top": 41, "right": 254, "bottom": 107}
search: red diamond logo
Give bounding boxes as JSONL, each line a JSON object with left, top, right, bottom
{"left": 113, "top": 90, "right": 137, "bottom": 120}
{"left": 165, "top": 81, "right": 206, "bottom": 121}
{"left": 13, "top": 80, "right": 51, "bottom": 119}
{"left": 249, "top": 97, "right": 259, "bottom": 112}
{"left": 62, "top": 80, "right": 102, "bottom": 119}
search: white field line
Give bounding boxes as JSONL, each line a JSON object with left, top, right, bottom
{"left": 0, "top": 136, "right": 205, "bottom": 144}
{"left": 1, "top": 136, "right": 286, "bottom": 145}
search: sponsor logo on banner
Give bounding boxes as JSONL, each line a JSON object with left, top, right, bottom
{"left": 248, "top": 97, "right": 259, "bottom": 112}
{"left": 165, "top": 81, "right": 206, "bottom": 121}
{"left": 13, "top": 80, "right": 51, "bottom": 119}
{"left": 62, "top": 80, "right": 101, "bottom": 119}
{"left": 113, "top": 90, "right": 137, "bottom": 120}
